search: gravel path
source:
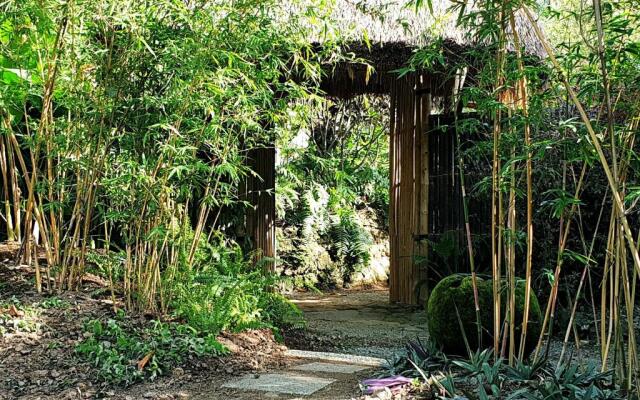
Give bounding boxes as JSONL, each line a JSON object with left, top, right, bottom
{"left": 286, "top": 288, "right": 428, "bottom": 361}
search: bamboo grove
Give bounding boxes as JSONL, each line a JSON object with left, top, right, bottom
{"left": 0, "top": 0, "right": 326, "bottom": 315}
{"left": 412, "top": 0, "right": 640, "bottom": 392}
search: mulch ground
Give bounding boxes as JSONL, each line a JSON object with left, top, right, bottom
{"left": 0, "top": 263, "right": 293, "bottom": 400}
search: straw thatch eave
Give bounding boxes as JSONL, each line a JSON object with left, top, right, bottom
{"left": 302, "top": 0, "right": 546, "bottom": 57}
{"left": 288, "top": 1, "right": 546, "bottom": 98}
{"left": 317, "top": 39, "right": 468, "bottom": 98}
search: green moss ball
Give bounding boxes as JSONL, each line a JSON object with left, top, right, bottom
{"left": 426, "top": 273, "right": 542, "bottom": 356}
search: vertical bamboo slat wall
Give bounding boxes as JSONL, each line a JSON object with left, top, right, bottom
{"left": 416, "top": 76, "right": 432, "bottom": 301}
{"left": 427, "top": 115, "right": 467, "bottom": 277}
{"left": 246, "top": 146, "right": 276, "bottom": 270}
{"left": 389, "top": 73, "right": 432, "bottom": 304}
{"left": 389, "top": 72, "right": 480, "bottom": 304}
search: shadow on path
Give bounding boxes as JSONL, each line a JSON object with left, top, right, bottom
{"left": 286, "top": 288, "right": 428, "bottom": 360}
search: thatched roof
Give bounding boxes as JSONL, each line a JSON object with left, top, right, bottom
{"left": 303, "top": 0, "right": 545, "bottom": 57}
{"left": 282, "top": 1, "right": 547, "bottom": 98}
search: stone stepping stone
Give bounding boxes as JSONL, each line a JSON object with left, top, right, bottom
{"left": 222, "top": 373, "right": 335, "bottom": 396}
{"left": 285, "top": 349, "right": 388, "bottom": 367}
{"left": 291, "top": 361, "right": 369, "bottom": 374}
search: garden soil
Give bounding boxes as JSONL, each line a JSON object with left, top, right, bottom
{"left": 0, "top": 263, "right": 387, "bottom": 399}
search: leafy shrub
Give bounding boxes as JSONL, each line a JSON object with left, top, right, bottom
{"left": 85, "top": 250, "right": 126, "bottom": 284}
{"left": 277, "top": 228, "right": 337, "bottom": 290}
{"left": 259, "top": 292, "right": 305, "bottom": 330}
{"left": 277, "top": 198, "right": 376, "bottom": 289}
{"left": 76, "top": 318, "right": 225, "bottom": 385}
{"left": 327, "top": 210, "right": 373, "bottom": 283}
{"left": 167, "top": 235, "right": 304, "bottom": 333}
{"left": 297, "top": 185, "right": 331, "bottom": 238}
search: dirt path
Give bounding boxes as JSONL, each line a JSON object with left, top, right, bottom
{"left": 103, "top": 358, "right": 377, "bottom": 400}
{"left": 285, "top": 289, "right": 427, "bottom": 361}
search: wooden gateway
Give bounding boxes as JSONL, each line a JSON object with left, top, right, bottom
{"left": 246, "top": 1, "right": 543, "bottom": 305}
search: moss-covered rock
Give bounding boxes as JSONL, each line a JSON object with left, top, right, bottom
{"left": 426, "top": 274, "right": 542, "bottom": 356}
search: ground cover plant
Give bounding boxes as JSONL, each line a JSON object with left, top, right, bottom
{"left": 0, "top": 268, "right": 294, "bottom": 398}
{"left": 383, "top": 340, "right": 623, "bottom": 399}
{"left": 76, "top": 318, "right": 226, "bottom": 385}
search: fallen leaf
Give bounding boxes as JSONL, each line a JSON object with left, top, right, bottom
{"left": 82, "top": 273, "right": 108, "bottom": 287}
{"left": 8, "top": 304, "right": 24, "bottom": 317}
{"left": 137, "top": 351, "right": 154, "bottom": 371}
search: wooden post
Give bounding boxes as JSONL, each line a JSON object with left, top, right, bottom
{"left": 415, "top": 75, "right": 431, "bottom": 303}
{"left": 246, "top": 145, "right": 276, "bottom": 271}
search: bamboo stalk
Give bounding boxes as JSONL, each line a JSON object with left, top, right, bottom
{"left": 557, "top": 264, "right": 588, "bottom": 368}
{"left": 0, "top": 131, "right": 15, "bottom": 241}
{"left": 452, "top": 68, "right": 483, "bottom": 350}
{"left": 522, "top": 6, "right": 640, "bottom": 388}
{"left": 505, "top": 133, "right": 516, "bottom": 364}
{"left": 491, "top": 3, "right": 508, "bottom": 358}
{"left": 532, "top": 163, "right": 588, "bottom": 362}
{"left": 8, "top": 134, "right": 20, "bottom": 241}
{"left": 508, "top": 11, "right": 535, "bottom": 362}
{"left": 523, "top": 6, "right": 640, "bottom": 277}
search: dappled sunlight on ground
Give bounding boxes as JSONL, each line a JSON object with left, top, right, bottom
{"left": 286, "top": 289, "right": 428, "bottom": 360}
